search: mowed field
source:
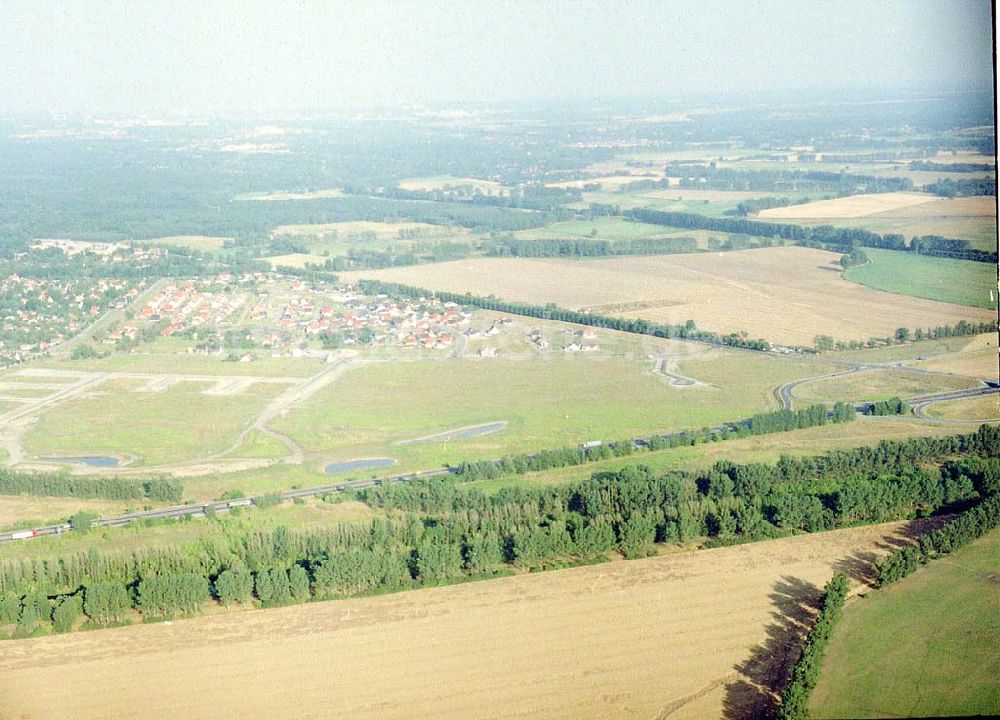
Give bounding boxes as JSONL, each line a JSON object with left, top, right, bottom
{"left": 810, "top": 528, "right": 1000, "bottom": 719}
{"left": 0, "top": 521, "right": 918, "bottom": 720}
{"left": 342, "top": 247, "right": 995, "bottom": 346}
{"left": 272, "top": 352, "right": 828, "bottom": 472}
{"left": 844, "top": 249, "right": 997, "bottom": 309}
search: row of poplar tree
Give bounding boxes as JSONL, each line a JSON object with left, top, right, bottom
{"left": 1, "top": 425, "right": 996, "bottom": 637}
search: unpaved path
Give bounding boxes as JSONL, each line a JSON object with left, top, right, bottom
{"left": 0, "top": 520, "right": 920, "bottom": 720}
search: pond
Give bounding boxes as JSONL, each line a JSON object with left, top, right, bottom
{"left": 323, "top": 457, "right": 396, "bottom": 475}
{"left": 41, "top": 455, "right": 120, "bottom": 468}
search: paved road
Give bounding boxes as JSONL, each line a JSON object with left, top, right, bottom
{"left": 0, "top": 467, "right": 454, "bottom": 543}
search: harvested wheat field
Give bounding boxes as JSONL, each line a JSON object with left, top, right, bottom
{"left": 343, "top": 248, "right": 994, "bottom": 346}
{"left": 757, "top": 192, "right": 938, "bottom": 219}
{"left": 0, "top": 522, "right": 920, "bottom": 720}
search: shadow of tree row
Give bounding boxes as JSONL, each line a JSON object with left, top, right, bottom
{"left": 720, "top": 518, "right": 943, "bottom": 719}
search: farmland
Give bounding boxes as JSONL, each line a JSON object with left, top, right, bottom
{"left": 762, "top": 195, "right": 997, "bottom": 251}
{"left": 342, "top": 247, "right": 996, "bottom": 346}
{"left": 0, "top": 521, "right": 917, "bottom": 720}
{"left": 844, "top": 249, "right": 997, "bottom": 309}
{"left": 809, "top": 528, "right": 1000, "bottom": 719}
{"left": 756, "top": 192, "right": 939, "bottom": 219}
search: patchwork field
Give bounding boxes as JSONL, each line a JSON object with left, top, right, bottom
{"left": 0, "top": 521, "right": 918, "bottom": 720}
{"left": 342, "top": 247, "right": 995, "bottom": 346}
{"left": 810, "top": 529, "right": 1000, "bottom": 719}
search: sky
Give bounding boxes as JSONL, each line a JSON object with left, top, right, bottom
{"left": 0, "top": 0, "right": 994, "bottom": 114}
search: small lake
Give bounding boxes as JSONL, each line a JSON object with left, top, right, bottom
{"left": 41, "top": 455, "right": 120, "bottom": 468}
{"left": 324, "top": 457, "right": 396, "bottom": 475}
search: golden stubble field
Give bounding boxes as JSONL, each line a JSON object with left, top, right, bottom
{"left": 0, "top": 522, "right": 918, "bottom": 720}
{"left": 342, "top": 247, "right": 994, "bottom": 346}
{"left": 757, "top": 192, "right": 938, "bottom": 219}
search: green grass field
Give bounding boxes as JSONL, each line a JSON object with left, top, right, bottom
{"left": 271, "top": 353, "right": 831, "bottom": 474}
{"left": 845, "top": 249, "right": 997, "bottom": 309}
{"left": 810, "top": 528, "right": 1000, "bottom": 719}
{"left": 793, "top": 367, "right": 979, "bottom": 404}
{"left": 22, "top": 380, "right": 286, "bottom": 466}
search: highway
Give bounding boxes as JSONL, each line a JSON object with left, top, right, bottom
{"left": 0, "top": 467, "right": 454, "bottom": 544}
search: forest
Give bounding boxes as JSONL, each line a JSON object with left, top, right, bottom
{"left": 1, "top": 425, "right": 996, "bottom": 637}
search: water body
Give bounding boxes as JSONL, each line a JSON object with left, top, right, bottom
{"left": 41, "top": 455, "right": 120, "bottom": 468}
{"left": 324, "top": 457, "right": 396, "bottom": 475}
{"left": 398, "top": 421, "right": 507, "bottom": 446}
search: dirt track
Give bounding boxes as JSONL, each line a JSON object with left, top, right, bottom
{"left": 0, "top": 521, "right": 917, "bottom": 720}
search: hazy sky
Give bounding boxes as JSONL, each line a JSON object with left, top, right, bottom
{"left": 0, "top": 0, "right": 994, "bottom": 114}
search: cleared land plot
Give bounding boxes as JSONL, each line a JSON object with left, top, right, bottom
{"left": 0, "top": 522, "right": 917, "bottom": 720}
{"left": 342, "top": 248, "right": 995, "bottom": 346}
{"left": 792, "top": 368, "right": 980, "bottom": 404}
{"left": 22, "top": 380, "right": 287, "bottom": 466}
{"left": 271, "top": 220, "right": 461, "bottom": 239}
{"left": 271, "top": 353, "right": 829, "bottom": 472}
{"left": 398, "top": 176, "right": 506, "bottom": 194}
{"left": 547, "top": 173, "right": 666, "bottom": 190}
{"left": 267, "top": 252, "right": 330, "bottom": 269}
{"left": 23, "top": 354, "right": 322, "bottom": 377}
{"left": 757, "top": 192, "right": 938, "bottom": 219}
{"left": 845, "top": 249, "right": 997, "bottom": 309}
{"left": 514, "top": 217, "right": 685, "bottom": 241}
{"left": 239, "top": 188, "right": 343, "bottom": 201}
{"left": 925, "top": 394, "right": 1000, "bottom": 421}
{"left": 810, "top": 529, "right": 1000, "bottom": 719}
{"left": 147, "top": 235, "right": 232, "bottom": 252}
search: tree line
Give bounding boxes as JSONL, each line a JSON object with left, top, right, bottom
{"left": 0, "top": 467, "right": 183, "bottom": 503}
{"left": 865, "top": 397, "right": 909, "bottom": 416}
{"left": 777, "top": 573, "right": 850, "bottom": 720}
{"left": 665, "top": 165, "right": 914, "bottom": 194}
{"left": 483, "top": 235, "right": 698, "bottom": 258}
{"left": 356, "top": 279, "right": 774, "bottom": 351}
{"left": 626, "top": 207, "right": 998, "bottom": 264}
{"left": 778, "top": 458, "right": 999, "bottom": 718}
{"left": 1, "top": 425, "right": 996, "bottom": 636}
{"left": 453, "top": 402, "right": 855, "bottom": 482}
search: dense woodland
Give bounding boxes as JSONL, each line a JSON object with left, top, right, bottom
{"left": 1, "top": 425, "right": 996, "bottom": 637}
